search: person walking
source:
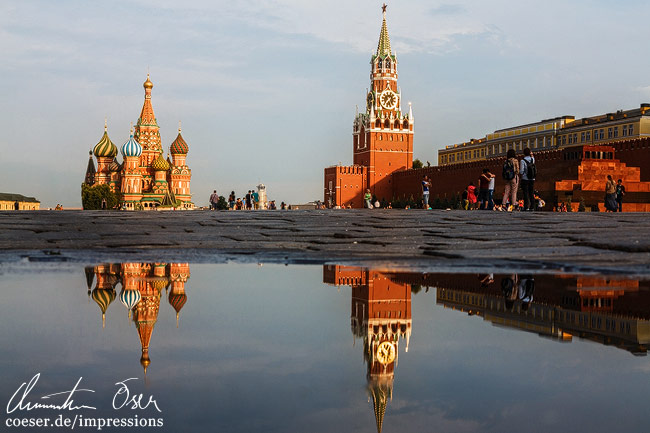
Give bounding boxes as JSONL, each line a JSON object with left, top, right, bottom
{"left": 467, "top": 182, "right": 477, "bottom": 210}
{"left": 501, "top": 149, "right": 519, "bottom": 211}
{"left": 209, "top": 190, "right": 219, "bottom": 210}
{"left": 364, "top": 189, "right": 372, "bottom": 209}
{"left": 615, "top": 179, "right": 625, "bottom": 212}
{"left": 245, "top": 191, "right": 252, "bottom": 210}
{"left": 252, "top": 189, "right": 260, "bottom": 210}
{"left": 478, "top": 169, "right": 491, "bottom": 210}
{"left": 519, "top": 148, "right": 536, "bottom": 211}
{"left": 421, "top": 175, "right": 431, "bottom": 209}
{"left": 605, "top": 175, "right": 617, "bottom": 212}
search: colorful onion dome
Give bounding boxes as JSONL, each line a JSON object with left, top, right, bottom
{"left": 92, "top": 288, "right": 116, "bottom": 328}
{"left": 151, "top": 154, "right": 170, "bottom": 171}
{"left": 119, "top": 289, "right": 141, "bottom": 319}
{"left": 121, "top": 133, "right": 142, "bottom": 158}
{"left": 169, "top": 291, "right": 187, "bottom": 327}
{"left": 170, "top": 128, "right": 188, "bottom": 155}
{"left": 108, "top": 160, "right": 122, "bottom": 172}
{"left": 93, "top": 123, "right": 118, "bottom": 157}
{"left": 143, "top": 73, "right": 153, "bottom": 89}
{"left": 169, "top": 292, "right": 187, "bottom": 314}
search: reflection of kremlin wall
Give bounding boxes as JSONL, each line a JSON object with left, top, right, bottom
{"left": 86, "top": 262, "right": 190, "bottom": 375}
{"left": 324, "top": 265, "right": 412, "bottom": 433}
{"left": 84, "top": 75, "right": 193, "bottom": 210}
{"left": 395, "top": 272, "right": 650, "bottom": 355}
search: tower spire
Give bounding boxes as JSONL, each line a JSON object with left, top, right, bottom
{"left": 377, "top": 4, "right": 392, "bottom": 57}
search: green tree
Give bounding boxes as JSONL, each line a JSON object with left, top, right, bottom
{"left": 566, "top": 197, "right": 573, "bottom": 212}
{"left": 81, "top": 183, "right": 120, "bottom": 210}
{"left": 578, "top": 197, "right": 586, "bottom": 212}
{"left": 412, "top": 159, "right": 423, "bottom": 169}
{"left": 216, "top": 196, "right": 229, "bottom": 210}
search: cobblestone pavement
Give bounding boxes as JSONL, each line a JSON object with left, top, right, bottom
{"left": 1, "top": 210, "right": 649, "bottom": 275}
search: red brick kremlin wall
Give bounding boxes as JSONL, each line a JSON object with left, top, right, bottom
{"left": 392, "top": 137, "right": 650, "bottom": 209}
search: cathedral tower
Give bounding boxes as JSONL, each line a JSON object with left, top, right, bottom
{"left": 134, "top": 74, "right": 162, "bottom": 192}
{"left": 120, "top": 130, "right": 144, "bottom": 209}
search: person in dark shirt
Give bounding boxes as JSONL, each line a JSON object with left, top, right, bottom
{"left": 616, "top": 179, "right": 626, "bottom": 212}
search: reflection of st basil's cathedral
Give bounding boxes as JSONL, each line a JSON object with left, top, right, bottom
{"left": 324, "top": 265, "right": 412, "bottom": 433}
{"left": 85, "top": 263, "right": 190, "bottom": 375}
{"left": 84, "top": 75, "right": 193, "bottom": 209}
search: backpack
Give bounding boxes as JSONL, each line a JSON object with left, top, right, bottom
{"left": 502, "top": 159, "right": 515, "bottom": 180}
{"left": 524, "top": 157, "right": 537, "bottom": 179}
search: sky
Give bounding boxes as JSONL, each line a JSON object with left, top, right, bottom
{"left": 1, "top": 0, "right": 650, "bottom": 208}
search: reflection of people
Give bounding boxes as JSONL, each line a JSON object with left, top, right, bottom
{"left": 518, "top": 275, "right": 535, "bottom": 311}
{"left": 479, "top": 273, "right": 494, "bottom": 288}
{"left": 501, "top": 275, "right": 519, "bottom": 310}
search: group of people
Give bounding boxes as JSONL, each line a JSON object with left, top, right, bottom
{"left": 208, "top": 189, "right": 283, "bottom": 211}
{"left": 459, "top": 148, "right": 540, "bottom": 211}
{"left": 605, "top": 176, "right": 626, "bottom": 212}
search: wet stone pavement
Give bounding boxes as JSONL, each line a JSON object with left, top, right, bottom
{"left": 0, "top": 210, "right": 649, "bottom": 275}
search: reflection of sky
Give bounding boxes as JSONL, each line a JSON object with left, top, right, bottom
{"left": 1, "top": 264, "right": 649, "bottom": 433}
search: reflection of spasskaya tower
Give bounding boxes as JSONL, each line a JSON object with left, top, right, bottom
{"left": 324, "top": 4, "right": 414, "bottom": 208}
{"left": 324, "top": 265, "right": 412, "bottom": 433}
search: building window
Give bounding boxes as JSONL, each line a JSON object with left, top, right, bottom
{"left": 568, "top": 134, "right": 573, "bottom": 144}
{"left": 600, "top": 129, "right": 605, "bottom": 140}
{"left": 586, "top": 131, "right": 591, "bottom": 141}
{"left": 608, "top": 128, "right": 613, "bottom": 139}
{"left": 629, "top": 124, "right": 634, "bottom": 135}
{"left": 622, "top": 125, "right": 628, "bottom": 136}
{"left": 580, "top": 132, "right": 585, "bottom": 142}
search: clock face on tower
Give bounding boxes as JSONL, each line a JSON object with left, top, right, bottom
{"left": 380, "top": 89, "right": 397, "bottom": 110}
{"left": 376, "top": 341, "right": 396, "bottom": 365}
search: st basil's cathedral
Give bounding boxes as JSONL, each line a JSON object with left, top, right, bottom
{"left": 84, "top": 75, "right": 193, "bottom": 210}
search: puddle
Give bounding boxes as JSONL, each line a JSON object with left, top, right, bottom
{"left": 1, "top": 263, "right": 649, "bottom": 432}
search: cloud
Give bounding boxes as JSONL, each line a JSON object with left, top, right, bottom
{"left": 428, "top": 4, "right": 466, "bottom": 16}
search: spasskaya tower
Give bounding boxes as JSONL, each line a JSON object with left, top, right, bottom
{"left": 324, "top": 4, "right": 414, "bottom": 208}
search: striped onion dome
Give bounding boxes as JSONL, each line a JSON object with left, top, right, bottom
{"left": 108, "top": 160, "right": 121, "bottom": 172}
{"left": 169, "top": 292, "right": 187, "bottom": 314}
{"left": 169, "top": 291, "right": 187, "bottom": 327}
{"left": 119, "top": 289, "right": 141, "bottom": 318}
{"left": 170, "top": 131, "right": 188, "bottom": 155}
{"left": 151, "top": 154, "right": 170, "bottom": 171}
{"left": 121, "top": 134, "right": 142, "bottom": 158}
{"left": 92, "top": 288, "right": 116, "bottom": 328}
{"left": 93, "top": 128, "right": 118, "bottom": 158}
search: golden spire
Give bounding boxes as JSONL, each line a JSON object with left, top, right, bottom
{"left": 143, "top": 73, "right": 153, "bottom": 90}
{"left": 104, "top": 117, "right": 108, "bottom": 132}
{"left": 377, "top": 4, "right": 392, "bottom": 57}
{"left": 178, "top": 120, "right": 182, "bottom": 133}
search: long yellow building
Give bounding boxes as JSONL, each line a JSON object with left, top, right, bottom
{"left": 438, "top": 103, "right": 650, "bottom": 165}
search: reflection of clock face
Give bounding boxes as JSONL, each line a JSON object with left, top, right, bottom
{"left": 376, "top": 341, "right": 396, "bottom": 365}
{"left": 380, "top": 90, "right": 397, "bottom": 110}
